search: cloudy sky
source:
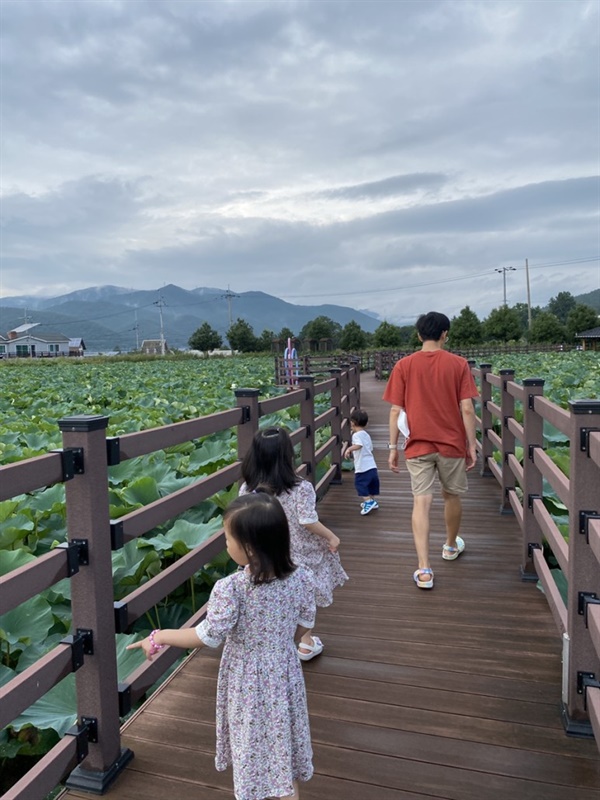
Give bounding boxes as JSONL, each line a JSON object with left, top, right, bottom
{"left": 1, "top": 0, "right": 599, "bottom": 324}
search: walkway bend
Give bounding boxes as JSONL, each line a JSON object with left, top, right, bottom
{"left": 63, "top": 373, "right": 600, "bottom": 800}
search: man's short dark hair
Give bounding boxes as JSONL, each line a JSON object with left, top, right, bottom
{"left": 351, "top": 409, "right": 369, "bottom": 427}
{"left": 416, "top": 312, "right": 450, "bottom": 341}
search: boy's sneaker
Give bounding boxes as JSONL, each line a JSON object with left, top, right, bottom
{"left": 360, "top": 499, "right": 379, "bottom": 515}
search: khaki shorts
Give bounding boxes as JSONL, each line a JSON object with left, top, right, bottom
{"left": 406, "top": 452, "right": 468, "bottom": 496}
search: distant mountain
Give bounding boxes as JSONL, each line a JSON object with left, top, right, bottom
{"left": 573, "top": 288, "right": 600, "bottom": 312}
{"left": 0, "top": 284, "right": 381, "bottom": 352}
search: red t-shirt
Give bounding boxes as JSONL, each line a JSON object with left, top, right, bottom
{"left": 382, "top": 350, "right": 479, "bottom": 459}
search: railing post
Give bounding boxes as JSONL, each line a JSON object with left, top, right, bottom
{"left": 329, "top": 368, "right": 343, "bottom": 484}
{"left": 339, "top": 367, "right": 351, "bottom": 449}
{"left": 235, "top": 389, "right": 260, "bottom": 461}
{"left": 298, "top": 376, "right": 316, "bottom": 484}
{"left": 563, "top": 399, "right": 600, "bottom": 736}
{"left": 520, "top": 379, "right": 545, "bottom": 579}
{"left": 499, "top": 369, "right": 515, "bottom": 514}
{"left": 349, "top": 358, "right": 361, "bottom": 409}
{"left": 58, "top": 415, "right": 133, "bottom": 793}
{"left": 478, "top": 364, "right": 493, "bottom": 476}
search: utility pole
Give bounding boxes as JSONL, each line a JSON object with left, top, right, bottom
{"left": 495, "top": 266, "right": 516, "bottom": 306}
{"left": 525, "top": 258, "right": 532, "bottom": 329}
{"left": 221, "top": 286, "right": 239, "bottom": 327}
{"left": 133, "top": 309, "right": 140, "bottom": 351}
{"left": 154, "top": 295, "right": 166, "bottom": 355}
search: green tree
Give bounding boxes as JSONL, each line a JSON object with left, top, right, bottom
{"left": 483, "top": 306, "right": 523, "bottom": 342}
{"left": 188, "top": 322, "right": 223, "bottom": 355}
{"left": 226, "top": 318, "right": 258, "bottom": 352}
{"left": 339, "top": 320, "right": 367, "bottom": 351}
{"left": 547, "top": 291, "right": 576, "bottom": 324}
{"left": 278, "top": 326, "right": 295, "bottom": 344}
{"left": 450, "top": 306, "right": 482, "bottom": 346}
{"left": 373, "top": 320, "right": 402, "bottom": 348}
{"left": 256, "top": 329, "right": 275, "bottom": 352}
{"left": 566, "top": 304, "right": 598, "bottom": 341}
{"left": 528, "top": 312, "right": 566, "bottom": 343}
{"left": 299, "top": 316, "right": 342, "bottom": 347}
{"left": 512, "top": 302, "right": 542, "bottom": 332}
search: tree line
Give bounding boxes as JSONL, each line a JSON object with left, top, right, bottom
{"left": 188, "top": 291, "right": 598, "bottom": 354}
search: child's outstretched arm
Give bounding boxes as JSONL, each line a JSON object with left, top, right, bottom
{"left": 126, "top": 628, "right": 205, "bottom": 660}
{"left": 303, "top": 521, "right": 340, "bottom": 553}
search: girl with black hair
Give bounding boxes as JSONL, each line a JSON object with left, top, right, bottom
{"left": 127, "top": 492, "right": 315, "bottom": 800}
{"left": 240, "top": 427, "right": 348, "bottom": 661}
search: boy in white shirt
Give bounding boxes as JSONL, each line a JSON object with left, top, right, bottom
{"left": 345, "top": 409, "right": 380, "bottom": 515}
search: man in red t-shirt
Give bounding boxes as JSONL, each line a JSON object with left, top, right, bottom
{"left": 382, "top": 312, "right": 478, "bottom": 589}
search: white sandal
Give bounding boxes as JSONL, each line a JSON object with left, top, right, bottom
{"left": 298, "top": 635, "right": 324, "bottom": 661}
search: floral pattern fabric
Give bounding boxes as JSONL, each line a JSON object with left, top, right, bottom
{"left": 196, "top": 566, "right": 315, "bottom": 800}
{"left": 241, "top": 480, "right": 348, "bottom": 607}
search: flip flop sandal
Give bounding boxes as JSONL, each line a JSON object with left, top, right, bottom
{"left": 442, "top": 536, "right": 465, "bottom": 561}
{"left": 413, "top": 568, "right": 434, "bottom": 589}
{"left": 298, "top": 635, "right": 324, "bottom": 661}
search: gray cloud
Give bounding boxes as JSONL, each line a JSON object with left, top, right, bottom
{"left": 1, "top": 0, "right": 598, "bottom": 320}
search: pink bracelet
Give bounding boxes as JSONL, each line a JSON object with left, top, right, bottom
{"left": 148, "top": 629, "right": 164, "bottom": 656}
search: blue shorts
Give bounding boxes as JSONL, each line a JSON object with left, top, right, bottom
{"left": 355, "top": 468, "right": 380, "bottom": 498}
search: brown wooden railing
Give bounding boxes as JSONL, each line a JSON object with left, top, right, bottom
{"left": 274, "top": 353, "right": 374, "bottom": 386}
{"left": 474, "top": 364, "right": 600, "bottom": 741}
{"left": 0, "top": 367, "right": 360, "bottom": 800}
{"left": 374, "top": 344, "right": 578, "bottom": 379}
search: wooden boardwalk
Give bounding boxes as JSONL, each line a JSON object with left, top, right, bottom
{"left": 63, "top": 373, "right": 600, "bottom": 800}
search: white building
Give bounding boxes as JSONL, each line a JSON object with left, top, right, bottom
{"left": 1, "top": 323, "right": 71, "bottom": 358}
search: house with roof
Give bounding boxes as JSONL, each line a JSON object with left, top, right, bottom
{"left": 3, "top": 323, "right": 71, "bottom": 357}
{"left": 141, "top": 339, "right": 168, "bottom": 355}
{"left": 575, "top": 326, "right": 600, "bottom": 352}
{"left": 69, "top": 338, "right": 87, "bottom": 357}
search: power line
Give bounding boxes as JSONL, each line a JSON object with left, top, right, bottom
{"left": 280, "top": 256, "right": 599, "bottom": 300}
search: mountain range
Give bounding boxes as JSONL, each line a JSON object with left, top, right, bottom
{"left": 0, "top": 285, "right": 381, "bottom": 352}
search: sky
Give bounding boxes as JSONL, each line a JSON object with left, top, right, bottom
{"left": 1, "top": 0, "right": 599, "bottom": 325}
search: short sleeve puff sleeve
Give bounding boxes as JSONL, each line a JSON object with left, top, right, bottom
{"left": 296, "top": 480, "right": 319, "bottom": 526}
{"left": 195, "top": 574, "right": 240, "bottom": 648}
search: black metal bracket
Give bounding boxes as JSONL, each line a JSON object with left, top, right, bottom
{"left": 80, "top": 716, "right": 99, "bottom": 743}
{"left": 110, "top": 520, "right": 124, "bottom": 550}
{"left": 60, "top": 628, "right": 94, "bottom": 671}
{"left": 106, "top": 437, "right": 121, "bottom": 466}
{"left": 114, "top": 601, "right": 129, "bottom": 634}
{"left": 578, "top": 592, "right": 600, "bottom": 627}
{"left": 528, "top": 542, "right": 542, "bottom": 559}
{"left": 65, "top": 722, "right": 90, "bottom": 763}
{"left": 118, "top": 682, "right": 132, "bottom": 717}
{"left": 57, "top": 539, "right": 89, "bottom": 575}
{"left": 504, "top": 486, "right": 514, "bottom": 499}
{"left": 241, "top": 405, "right": 251, "bottom": 423}
{"left": 577, "top": 672, "right": 600, "bottom": 710}
{"left": 303, "top": 461, "right": 312, "bottom": 476}
{"left": 528, "top": 493, "right": 542, "bottom": 510}
{"left": 503, "top": 450, "right": 512, "bottom": 464}
{"left": 528, "top": 444, "right": 544, "bottom": 461}
{"left": 503, "top": 416, "right": 509, "bottom": 429}
{"left": 579, "top": 510, "right": 600, "bottom": 543}
{"left": 305, "top": 424, "right": 312, "bottom": 438}
{"left": 51, "top": 447, "right": 85, "bottom": 481}
{"left": 580, "top": 427, "right": 600, "bottom": 456}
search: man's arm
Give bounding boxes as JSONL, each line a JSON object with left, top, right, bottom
{"left": 460, "top": 398, "right": 477, "bottom": 471}
{"left": 388, "top": 405, "right": 401, "bottom": 473}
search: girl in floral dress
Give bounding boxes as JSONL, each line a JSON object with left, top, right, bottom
{"left": 240, "top": 427, "right": 348, "bottom": 661}
{"left": 127, "top": 492, "right": 315, "bottom": 800}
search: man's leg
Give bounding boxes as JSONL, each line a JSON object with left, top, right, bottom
{"left": 442, "top": 489, "right": 462, "bottom": 547}
{"left": 412, "top": 493, "right": 434, "bottom": 572}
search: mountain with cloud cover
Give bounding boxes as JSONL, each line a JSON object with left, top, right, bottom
{"left": 0, "top": 285, "right": 382, "bottom": 352}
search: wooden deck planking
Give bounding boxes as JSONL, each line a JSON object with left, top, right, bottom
{"left": 62, "top": 372, "right": 600, "bottom": 800}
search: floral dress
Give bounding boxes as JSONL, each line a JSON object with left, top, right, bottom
{"left": 241, "top": 480, "right": 348, "bottom": 607}
{"left": 196, "top": 566, "right": 315, "bottom": 800}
